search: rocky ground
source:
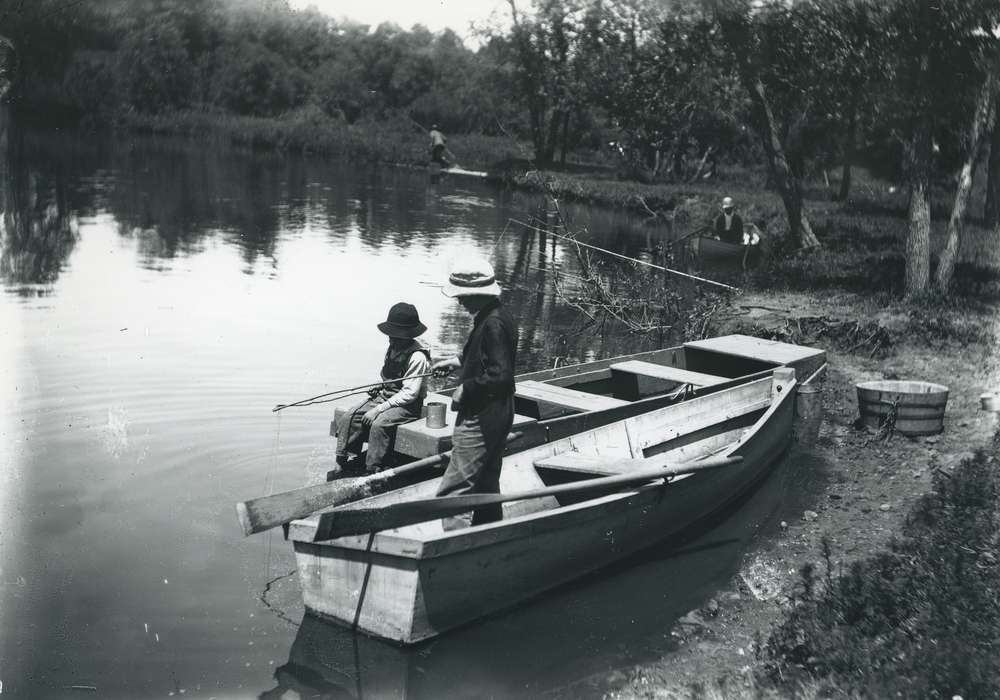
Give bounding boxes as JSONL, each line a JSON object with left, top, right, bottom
{"left": 602, "top": 289, "right": 1000, "bottom": 699}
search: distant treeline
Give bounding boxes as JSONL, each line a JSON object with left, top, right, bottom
{"left": 4, "top": 0, "right": 513, "bottom": 134}
{"left": 3, "top": 0, "right": 1000, "bottom": 296}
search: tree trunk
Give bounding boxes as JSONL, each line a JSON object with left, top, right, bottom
{"left": 904, "top": 110, "right": 933, "bottom": 299}
{"left": 986, "top": 110, "right": 1000, "bottom": 228}
{"left": 838, "top": 90, "right": 860, "bottom": 201}
{"left": 559, "top": 110, "right": 570, "bottom": 166}
{"left": 714, "top": 10, "right": 820, "bottom": 249}
{"left": 749, "top": 78, "right": 821, "bottom": 248}
{"left": 935, "top": 74, "right": 995, "bottom": 292}
{"left": 538, "top": 108, "right": 561, "bottom": 166}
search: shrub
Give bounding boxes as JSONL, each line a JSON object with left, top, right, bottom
{"left": 757, "top": 446, "right": 1000, "bottom": 699}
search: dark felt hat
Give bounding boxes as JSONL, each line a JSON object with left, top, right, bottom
{"left": 377, "top": 302, "right": 427, "bottom": 338}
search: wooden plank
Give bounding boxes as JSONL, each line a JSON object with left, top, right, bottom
{"left": 513, "top": 345, "right": 684, "bottom": 385}
{"left": 624, "top": 377, "right": 773, "bottom": 453}
{"left": 394, "top": 410, "right": 537, "bottom": 459}
{"left": 610, "top": 360, "right": 728, "bottom": 388}
{"left": 515, "top": 380, "right": 627, "bottom": 419}
{"left": 684, "top": 335, "right": 823, "bottom": 370}
{"left": 534, "top": 452, "right": 630, "bottom": 477}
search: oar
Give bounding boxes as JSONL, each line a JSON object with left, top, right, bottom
{"left": 310, "top": 454, "right": 742, "bottom": 541}
{"left": 666, "top": 225, "right": 710, "bottom": 248}
{"left": 235, "top": 431, "right": 525, "bottom": 537}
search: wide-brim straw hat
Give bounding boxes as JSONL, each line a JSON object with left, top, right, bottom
{"left": 377, "top": 302, "right": 427, "bottom": 338}
{"left": 442, "top": 257, "right": 502, "bottom": 298}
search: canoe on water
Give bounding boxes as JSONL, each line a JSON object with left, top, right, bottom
{"left": 689, "top": 224, "right": 765, "bottom": 270}
{"left": 289, "top": 367, "right": 802, "bottom": 644}
{"left": 428, "top": 162, "right": 488, "bottom": 178}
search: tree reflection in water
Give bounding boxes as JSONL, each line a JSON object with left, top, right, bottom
{"left": 0, "top": 107, "right": 79, "bottom": 291}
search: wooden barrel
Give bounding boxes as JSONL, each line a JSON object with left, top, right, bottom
{"left": 856, "top": 380, "right": 949, "bottom": 436}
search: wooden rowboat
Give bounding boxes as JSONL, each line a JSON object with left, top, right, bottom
{"left": 289, "top": 368, "right": 799, "bottom": 644}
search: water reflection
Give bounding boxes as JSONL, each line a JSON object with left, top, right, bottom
{"left": 0, "top": 111, "right": 79, "bottom": 290}
{"left": 1, "top": 126, "right": 754, "bottom": 698}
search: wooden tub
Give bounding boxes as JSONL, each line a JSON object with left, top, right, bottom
{"left": 856, "top": 380, "right": 949, "bottom": 436}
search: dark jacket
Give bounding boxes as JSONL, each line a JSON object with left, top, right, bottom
{"left": 714, "top": 212, "right": 744, "bottom": 244}
{"left": 456, "top": 299, "right": 518, "bottom": 414}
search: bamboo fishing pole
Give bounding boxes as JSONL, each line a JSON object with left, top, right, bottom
{"left": 510, "top": 218, "right": 740, "bottom": 292}
{"left": 273, "top": 371, "right": 439, "bottom": 412}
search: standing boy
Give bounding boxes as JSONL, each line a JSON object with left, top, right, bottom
{"left": 432, "top": 257, "right": 518, "bottom": 530}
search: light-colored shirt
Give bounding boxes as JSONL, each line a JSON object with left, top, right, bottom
{"left": 377, "top": 346, "right": 431, "bottom": 413}
{"left": 429, "top": 129, "right": 446, "bottom": 147}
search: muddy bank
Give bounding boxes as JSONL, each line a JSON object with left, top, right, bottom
{"left": 592, "top": 289, "right": 999, "bottom": 699}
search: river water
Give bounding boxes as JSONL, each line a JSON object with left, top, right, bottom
{"left": 0, "top": 129, "right": 795, "bottom": 699}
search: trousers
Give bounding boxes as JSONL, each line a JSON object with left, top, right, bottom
{"left": 335, "top": 398, "right": 420, "bottom": 471}
{"left": 436, "top": 395, "right": 514, "bottom": 530}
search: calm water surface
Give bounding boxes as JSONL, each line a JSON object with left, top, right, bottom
{"left": 0, "top": 129, "right": 796, "bottom": 699}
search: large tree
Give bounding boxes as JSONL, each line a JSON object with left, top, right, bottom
{"left": 712, "top": 0, "right": 821, "bottom": 248}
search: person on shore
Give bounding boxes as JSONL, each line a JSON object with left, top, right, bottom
{"left": 335, "top": 302, "right": 431, "bottom": 474}
{"left": 432, "top": 257, "right": 518, "bottom": 530}
{"left": 714, "top": 196, "right": 744, "bottom": 244}
{"left": 429, "top": 124, "right": 450, "bottom": 167}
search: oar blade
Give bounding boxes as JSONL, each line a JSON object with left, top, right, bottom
{"left": 236, "top": 478, "right": 377, "bottom": 537}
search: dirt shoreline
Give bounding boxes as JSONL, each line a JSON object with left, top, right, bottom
{"left": 591, "top": 288, "right": 999, "bottom": 699}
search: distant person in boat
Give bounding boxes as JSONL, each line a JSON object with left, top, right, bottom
{"left": 429, "top": 124, "right": 451, "bottom": 167}
{"left": 334, "top": 302, "right": 431, "bottom": 474}
{"left": 432, "top": 257, "right": 518, "bottom": 530}
{"left": 713, "top": 196, "right": 744, "bottom": 245}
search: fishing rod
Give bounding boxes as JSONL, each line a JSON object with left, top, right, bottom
{"left": 666, "top": 224, "right": 710, "bottom": 247}
{"left": 510, "top": 218, "right": 740, "bottom": 292}
{"left": 273, "top": 372, "right": 439, "bottom": 413}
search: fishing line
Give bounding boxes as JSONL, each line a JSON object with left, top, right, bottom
{"left": 263, "top": 411, "right": 282, "bottom": 581}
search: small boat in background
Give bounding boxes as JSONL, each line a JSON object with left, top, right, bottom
{"left": 428, "top": 162, "right": 488, "bottom": 179}
{"left": 290, "top": 367, "right": 802, "bottom": 643}
{"left": 688, "top": 224, "right": 764, "bottom": 270}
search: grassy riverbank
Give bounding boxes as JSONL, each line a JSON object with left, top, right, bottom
{"left": 114, "top": 108, "right": 529, "bottom": 171}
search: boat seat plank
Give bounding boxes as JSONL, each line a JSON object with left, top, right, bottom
{"left": 515, "top": 380, "right": 628, "bottom": 419}
{"left": 533, "top": 452, "right": 628, "bottom": 477}
{"left": 334, "top": 398, "right": 537, "bottom": 459}
{"left": 610, "top": 360, "right": 728, "bottom": 388}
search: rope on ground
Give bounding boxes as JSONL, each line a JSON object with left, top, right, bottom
{"left": 509, "top": 217, "right": 740, "bottom": 292}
